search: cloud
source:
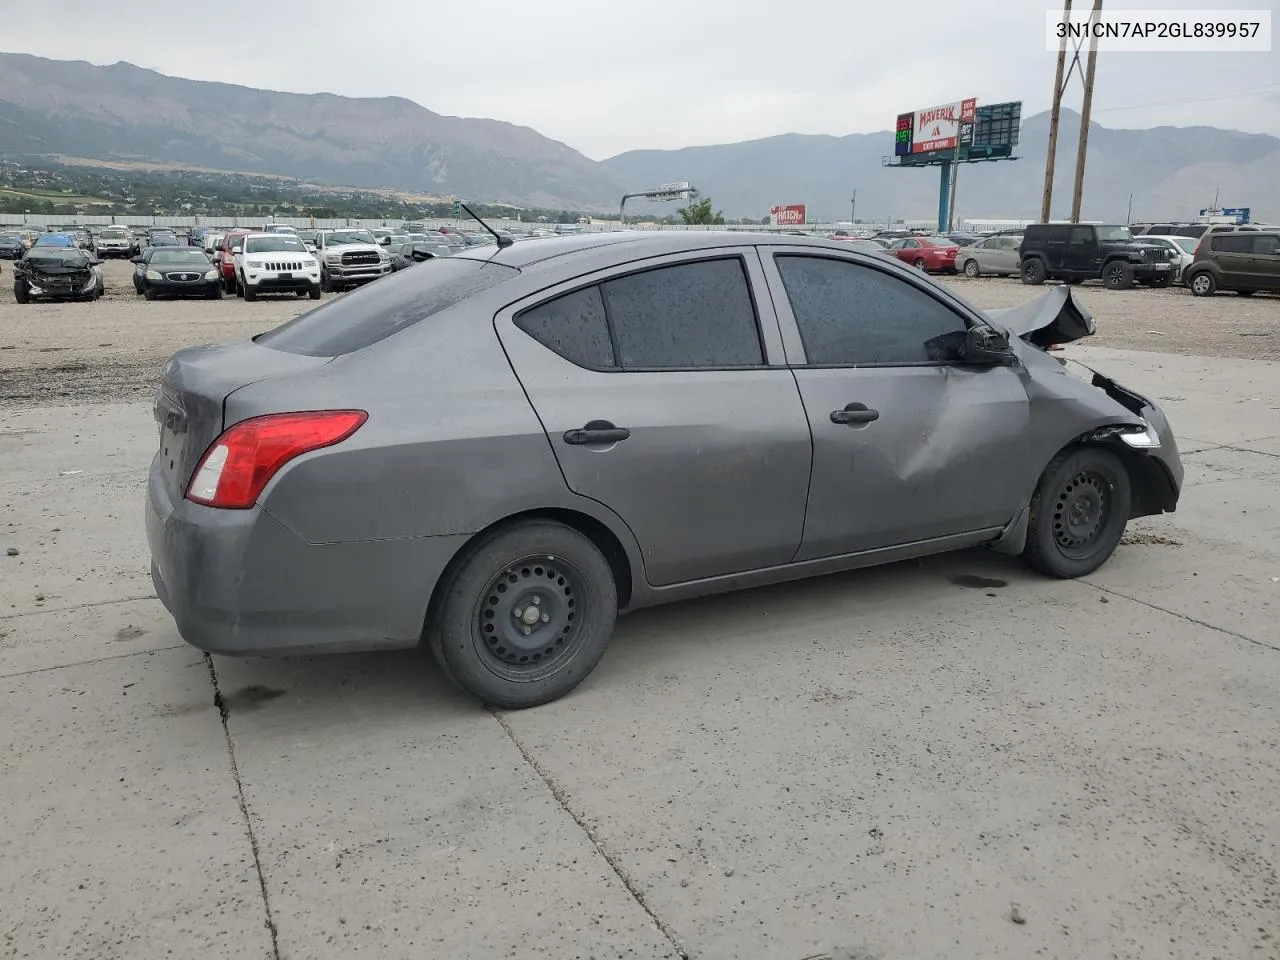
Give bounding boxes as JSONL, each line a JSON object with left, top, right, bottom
{"left": 3, "top": 0, "right": 1277, "bottom": 158}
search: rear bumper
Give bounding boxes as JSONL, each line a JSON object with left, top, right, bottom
{"left": 146, "top": 456, "right": 470, "bottom": 656}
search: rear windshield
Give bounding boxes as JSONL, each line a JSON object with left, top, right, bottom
{"left": 256, "top": 257, "right": 519, "bottom": 357}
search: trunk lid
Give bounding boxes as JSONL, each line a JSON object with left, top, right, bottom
{"left": 153, "top": 340, "right": 332, "bottom": 500}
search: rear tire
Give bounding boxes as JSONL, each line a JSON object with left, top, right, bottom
{"left": 962, "top": 259, "right": 980, "bottom": 278}
{"left": 1021, "top": 446, "right": 1131, "bottom": 579}
{"left": 428, "top": 519, "right": 617, "bottom": 709}
{"left": 913, "top": 257, "right": 926, "bottom": 271}
{"left": 1102, "top": 261, "right": 1133, "bottom": 290}
{"left": 1021, "top": 258, "right": 1046, "bottom": 285}
{"left": 1188, "top": 271, "right": 1216, "bottom": 297}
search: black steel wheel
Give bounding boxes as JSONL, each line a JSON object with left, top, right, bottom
{"left": 1103, "top": 261, "right": 1133, "bottom": 290}
{"left": 1022, "top": 446, "right": 1131, "bottom": 578}
{"left": 428, "top": 519, "right": 617, "bottom": 709}
{"left": 1021, "top": 258, "right": 1046, "bottom": 285}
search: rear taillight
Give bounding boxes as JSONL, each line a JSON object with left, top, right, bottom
{"left": 186, "top": 410, "right": 367, "bottom": 509}
{"left": 1193, "top": 236, "right": 1207, "bottom": 257}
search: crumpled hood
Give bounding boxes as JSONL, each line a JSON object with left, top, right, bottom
{"left": 985, "top": 285, "right": 1096, "bottom": 349}
{"left": 17, "top": 258, "right": 92, "bottom": 280}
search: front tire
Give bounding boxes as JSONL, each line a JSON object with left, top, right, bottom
{"left": 309, "top": 284, "right": 322, "bottom": 300}
{"left": 13, "top": 280, "right": 29, "bottom": 304}
{"left": 242, "top": 280, "right": 257, "bottom": 302}
{"left": 1021, "top": 258, "right": 1046, "bottom": 285}
{"left": 143, "top": 287, "right": 156, "bottom": 301}
{"left": 1022, "top": 446, "right": 1131, "bottom": 579}
{"left": 1188, "top": 271, "right": 1216, "bottom": 297}
{"left": 1102, "top": 261, "right": 1133, "bottom": 290}
{"left": 428, "top": 519, "right": 618, "bottom": 709}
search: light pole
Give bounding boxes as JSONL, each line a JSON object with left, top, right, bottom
{"left": 850, "top": 191, "right": 856, "bottom": 224}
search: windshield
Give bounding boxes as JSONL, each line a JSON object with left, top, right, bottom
{"left": 152, "top": 249, "right": 211, "bottom": 264}
{"left": 27, "top": 248, "right": 86, "bottom": 262}
{"left": 324, "top": 230, "right": 376, "bottom": 245}
{"left": 257, "top": 258, "right": 518, "bottom": 357}
{"left": 297, "top": 231, "right": 317, "bottom": 242}
{"left": 1171, "top": 237, "right": 1198, "bottom": 254}
{"left": 100, "top": 228, "right": 129, "bottom": 238}
{"left": 245, "top": 236, "right": 307, "bottom": 253}
{"left": 0, "top": 234, "right": 19, "bottom": 243}
{"left": 1096, "top": 225, "right": 1133, "bottom": 242}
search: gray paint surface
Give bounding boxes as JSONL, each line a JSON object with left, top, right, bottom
{"left": 145, "top": 232, "right": 1182, "bottom": 663}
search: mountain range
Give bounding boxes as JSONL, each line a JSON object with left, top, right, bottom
{"left": 0, "top": 51, "right": 1275, "bottom": 222}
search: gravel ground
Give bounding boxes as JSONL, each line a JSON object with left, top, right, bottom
{"left": 1, "top": 258, "right": 1277, "bottom": 407}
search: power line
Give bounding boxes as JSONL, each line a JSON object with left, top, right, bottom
{"left": 1093, "top": 83, "right": 1280, "bottom": 114}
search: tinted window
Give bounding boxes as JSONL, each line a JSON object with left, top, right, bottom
{"left": 601, "top": 258, "right": 763, "bottom": 369}
{"left": 1069, "top": 227, "right": 1093, "bottom": 245}
{"left": 516, "top": 285, "right": 616, "bottom": 369}
{"left": 1254, "top": 235, "right": 1280, "bottom": 256}
{"left": 775, "top": 255, "right": 968, "bottom": 365}
{"left": 257, "top": 257, "right": 519, "bottom": 357}
{"left": 1211, "top": 235, "right": 1253, "bottom": 253}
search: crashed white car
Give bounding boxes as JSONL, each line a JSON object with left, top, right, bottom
{"left": 233, "top": 233, "right": 322, "bottom": 301}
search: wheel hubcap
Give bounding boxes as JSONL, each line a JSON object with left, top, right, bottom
{"left": 1053, "top": 470, "right": 1109, "bottom": 556}
{"left": 1193, "top": 276, "right": 1209, "bottom": 294}
{"left": 476, "top": 557, "right": 580, "bottom": 673}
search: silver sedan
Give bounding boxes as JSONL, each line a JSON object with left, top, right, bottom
{"left": 956, "top": 233, "right": 1023, "bottom": 278}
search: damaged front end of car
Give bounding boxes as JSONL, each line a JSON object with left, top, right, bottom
{"left": 980, "top": 285, "right": 1183, "bottom": 554}
{"left": 15, "top": 257, "right": 95, "bottom": 299}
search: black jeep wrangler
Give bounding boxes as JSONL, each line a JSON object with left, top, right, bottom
{"left": 1019, "top": 223, "right": 1176, "bottom": 290}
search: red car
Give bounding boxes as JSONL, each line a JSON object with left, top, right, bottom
{"left": 885, "top": 235, "right": 960, "bottom": 273}
{"left": 215, "top": 228, "right": 255, "bottom": 294}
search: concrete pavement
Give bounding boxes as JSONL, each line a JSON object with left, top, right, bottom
{"left": 2, "top": 347, "right": 1277, "bottom": 959}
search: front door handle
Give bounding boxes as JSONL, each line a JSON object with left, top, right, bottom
{"left": 563, "top": 419, "right": 631, "bottom": 445}
{"left": 830, "top": 403, "right": 879, "bottom": 426}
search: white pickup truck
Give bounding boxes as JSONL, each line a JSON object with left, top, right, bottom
{"left": 313, "top": 228, "right": 392, "bottom": 292}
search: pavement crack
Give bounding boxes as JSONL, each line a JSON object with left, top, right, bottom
{"left": 0, "top": 644, "right": 185, "bottom": 679}
{"left": 1084, "top": 582, "right": 1280, "bottom": 653}
{"left": 490, "top": 708, "right": 688, "bottom": 960}
{"left": 0, "top": 594, "right": 159, "bottom": 622}
{"left": 205, "top": 653, "right": 281, "bottom": 959}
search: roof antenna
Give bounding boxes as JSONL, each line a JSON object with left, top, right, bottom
{"left": 459, "top": 202, "right": 513, "bottom": 249}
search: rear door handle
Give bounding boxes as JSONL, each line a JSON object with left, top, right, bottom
{"left": 830, "top": 403, "right": 879, "bottom": 426}
{"left": 563, "top": 419, "right": 631, "bottom": 445}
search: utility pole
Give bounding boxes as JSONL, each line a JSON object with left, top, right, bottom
{"left": 947, "top": 152, "right": 960, "bottom": 232}
{"left": 850, "top": 191, "right": 856, "bottom": 224}
{"left": 1041, "top": 0, "right": 1072, "bottom": 222}
{"left": 1126, "top": 192, "right": 1133, "bottom": 224}
{"left": 1070, "top": 0, "right": 1103, "bottom": 223}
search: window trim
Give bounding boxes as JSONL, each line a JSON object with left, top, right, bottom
{"left": 502, "top": 248, "right": 785, "bottom": 373}
{"left": 760, "top": 247, "right": 991, "bottom": 369}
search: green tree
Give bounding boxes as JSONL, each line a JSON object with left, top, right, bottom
{"left": 678, "top": 195, "right": 725, "bottom": 225}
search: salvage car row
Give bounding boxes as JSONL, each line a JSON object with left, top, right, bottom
{"left": 828, "top": 222, "right": 1280, "bottom": 298}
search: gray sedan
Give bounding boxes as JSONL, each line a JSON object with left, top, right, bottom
{"left": 147, "top": 232, "right": 1183, "bottom": 708}
{"left": 956, "top": 233, "right": 1023, "bottom": 278}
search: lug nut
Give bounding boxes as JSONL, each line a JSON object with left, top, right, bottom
{"left": 521, "top": 626, "right": 532, "bottom": 636}
{"left": 540, "top": 613, "right": 550, "bottom": 623}
{"left": 530, "top": 596, "right": 541, "bottom": 605}
{"left": 513, "top": 607, "right": 524, "bottom": 619}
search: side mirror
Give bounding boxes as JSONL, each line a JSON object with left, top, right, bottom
{"left": 964, "top": 326, "right": 1013, "bottom": 364}
{"left": 379, "top": 236, "right": 391, "bottom": 245}
{"left": 231, "top": 246, "right": 242, "bottom": 255}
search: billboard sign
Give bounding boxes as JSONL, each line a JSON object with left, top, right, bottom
{"left": 647, "top": 181, "right": 693, "bottom": 202}
{"left": 1200, "top": 207, "right": 1251, "bottom": 223}
{"left": 895, "top": 98, "right": 977, "bottom": 155}
{"left": 770, "top": 204, "right": 807, "bottom": 226}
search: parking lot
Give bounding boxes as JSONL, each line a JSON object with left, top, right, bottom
{"left": 3, "top": 256, "right": 1279, "bottom": 959}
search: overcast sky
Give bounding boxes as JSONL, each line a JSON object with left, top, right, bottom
{"left": 4, "top": 0, "right": 1279, "bottom": 159}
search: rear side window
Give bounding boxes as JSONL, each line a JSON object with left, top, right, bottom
{"left": 257, "top": 257, "right": 518, "bottom": 357}
{"left": 516, "top": 286, "right": 617, "bottom": 369}
{"left": 602, "top": 259, "right": 762, "bottom": 369}
{"left": 1211, "top": 235, "right": 1253, "bottom": 254}
{"left": 514, "top": 257, "right": 764, "bottom": 370}
{"left": 1254, "top": 235, "right": 1280, "bottom": 255}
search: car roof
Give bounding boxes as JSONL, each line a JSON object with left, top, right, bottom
{"left": 241, "top": 231, "right": 305, "bottom": 240}
{"left": 450, "top": 229, "right": 866, "bottom": 269}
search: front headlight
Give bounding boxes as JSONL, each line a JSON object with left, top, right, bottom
{"left": 324, "top": 252, "right": 341, "bottom": 262}
{"left": 246, "top": 259, "right": 265, "bottom": 269}
{"left": 145, "top": 269, "right": 162, "bottom": 280}
{"left": 1119, "top": 421, "right": 1161, "bottom": 449}
{"left": 378, "top": 250, "right": 390, "bottom": 261}
{"left": 204, "top": 269, "right": 219, "bottom": 280}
